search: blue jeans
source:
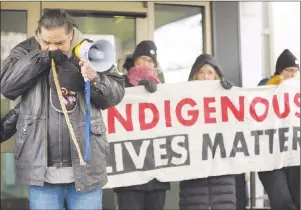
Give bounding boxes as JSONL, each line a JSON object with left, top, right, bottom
{"left": 29, "top": 183, "right": 102, "bottom": 210}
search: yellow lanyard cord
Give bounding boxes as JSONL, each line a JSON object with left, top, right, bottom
{"left": 51, "top": 58, "right": 86, "bottom": 166}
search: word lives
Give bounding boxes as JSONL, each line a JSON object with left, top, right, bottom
{"left": 106, "top": 134, "right": 190, "bottom": 175}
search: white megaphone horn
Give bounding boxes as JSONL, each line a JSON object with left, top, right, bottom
{"left": 74, "top": 39, "right": 116, "bottom": 77}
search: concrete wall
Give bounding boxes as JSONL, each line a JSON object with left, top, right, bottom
{"left": 211, "top": 1, "right": 242, "bottom": 87}
{"left": 239, "top": 2, "right": 263, "bottom": 88}
{"left": 271, "top": 2, "right": 300, "bottom": 69}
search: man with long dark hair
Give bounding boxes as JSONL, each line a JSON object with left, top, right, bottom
{"left": 1, "top": 9, "right": 125, "bottom": 209}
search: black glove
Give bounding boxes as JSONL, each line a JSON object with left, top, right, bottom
{"left": 49, "top": 50, "right": 85, "bottom": 92}
{"left": 220, "top": 78, "right": 234, "bottom": 90}
{"left": 138, "top": 80, "right": 157, "bottom": 93}
{"left": 49, "top": 49, "right": 68, "bottom": 64}
{"left": 1, "top": 103, "right": 20, "bottom": 143}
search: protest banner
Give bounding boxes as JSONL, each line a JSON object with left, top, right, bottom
{"left": 101, "top": 79, "right": 300, "bottom": 189}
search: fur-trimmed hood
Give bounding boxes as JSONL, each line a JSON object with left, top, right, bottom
{"left": 117, "top": 53, "right": 134, "bottom": 74}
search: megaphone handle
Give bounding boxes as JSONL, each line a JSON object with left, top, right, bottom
{"left": 84, "top": 81, "right": 91, "bottom": 162}
{"left": 78, "top": 58, "right": 91, "bottom": 82}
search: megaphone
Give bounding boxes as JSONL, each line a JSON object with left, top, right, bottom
{"left": 73, "top": 39, "right": 116, "bottom": 164}
{"left": 74, "top": 39, "right": 116, "bottom": 74}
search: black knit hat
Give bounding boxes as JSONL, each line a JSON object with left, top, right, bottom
{"left": 275, "top": 49, "right": 299, "bottom": 75}
{"left": 132, "top": 40, "right": 157, "bottom": 66}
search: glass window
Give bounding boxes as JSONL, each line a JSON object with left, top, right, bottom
{"left": 1, "top": 10, "right": 29, "bottom": 209}
{"left": 1, "top": 11, "right": 27, "bottom": 65}
{"left": 262, "top": 2, "right": 269, "bottom": 29}
{"left": 155, "top": 4, "right": 204, "bottom": 83}
{"left": 71, "top": 13, "right": 136, "bottom": 73}
{"left": 261, "top": 34, "right": 272, "bottom": 78}
{"left": 1, "top": 10, "right": 27, "bottom": 105}
{"left": 261, "top": 2, "right": 272, "bottom": 79}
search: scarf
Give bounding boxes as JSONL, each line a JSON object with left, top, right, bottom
{"left": 127, "top": 66, "right": 161, "bottom": 86}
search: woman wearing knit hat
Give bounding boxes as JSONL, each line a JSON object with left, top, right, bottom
{"left": 119, "top": 40, "right": 165, "bottom": 91}
{"left": 179, "top": 54, "right": 242, "bottom": 210}
{"left": 258, "top": 49, "right": 299, "bottom": 85}
{"left": 257, "top": 49, "right": 300, "bottom": 210}
{"left": 114, "top": 40, "right": 170, "bottom": 210}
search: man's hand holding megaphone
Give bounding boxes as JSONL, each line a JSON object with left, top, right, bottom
{"left": 79, "top": 60, "right": 97, "bottom": 82}
{"left": 73, "top": 38, "right": 117, "bottom": 163}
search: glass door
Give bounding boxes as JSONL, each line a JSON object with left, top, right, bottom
{"left": 1, "top": 3, "right": 40, "bottom": 209}
{"left": 152, "top": 2, "right": 212, "bottom": 84}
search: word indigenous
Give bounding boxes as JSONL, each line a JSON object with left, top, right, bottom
{"left": 107, "top": 92, "right": 300, "bottom": 134}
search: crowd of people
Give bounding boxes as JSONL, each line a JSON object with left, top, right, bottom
{"left": 0, "top": 8, "right": 300, "bottom": 210}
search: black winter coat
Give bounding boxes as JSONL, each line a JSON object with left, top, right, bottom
{"left": 179, "top": 176, "right": 236, "bottom": 210}
{"left": 179, "top": 54, "right": 237, "bottom": 210}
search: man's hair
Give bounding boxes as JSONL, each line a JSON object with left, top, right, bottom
{"left": 36, "top": 9, "right": 75, "bottom": 35}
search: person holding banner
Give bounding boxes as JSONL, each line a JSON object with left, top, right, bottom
{"left": 179, "top": 54, "right": 240, "bottom": 210}
{"left": 257, "top": 49, "right": 300, "bottom": 210}
{"left": 258, "top": 49, "right": 299, "bottom": 86}
{"left": 1, "top": 9, "right": 125, "bottom": 210}
{"left": 114, "top": 40, "right": 170, "bottom": 210}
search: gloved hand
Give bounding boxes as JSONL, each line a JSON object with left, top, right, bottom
{"left": 138, "top": 80, "right": 157, "bottom": 93}
{"left": 49, "top": 49, "right": 85, "bottom": 92}
{"left": 220, "top": 78, "right": 234, "bottom": 90}
{"left": 1, "top": 103, "right": 20, "bottom": 142}
{"left": 49, "top": 49, "right": 68, "bottom": 64}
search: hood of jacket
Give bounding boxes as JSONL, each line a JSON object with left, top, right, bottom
{"left": 188, "top": 54, "right": 224, "bottom": 81}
